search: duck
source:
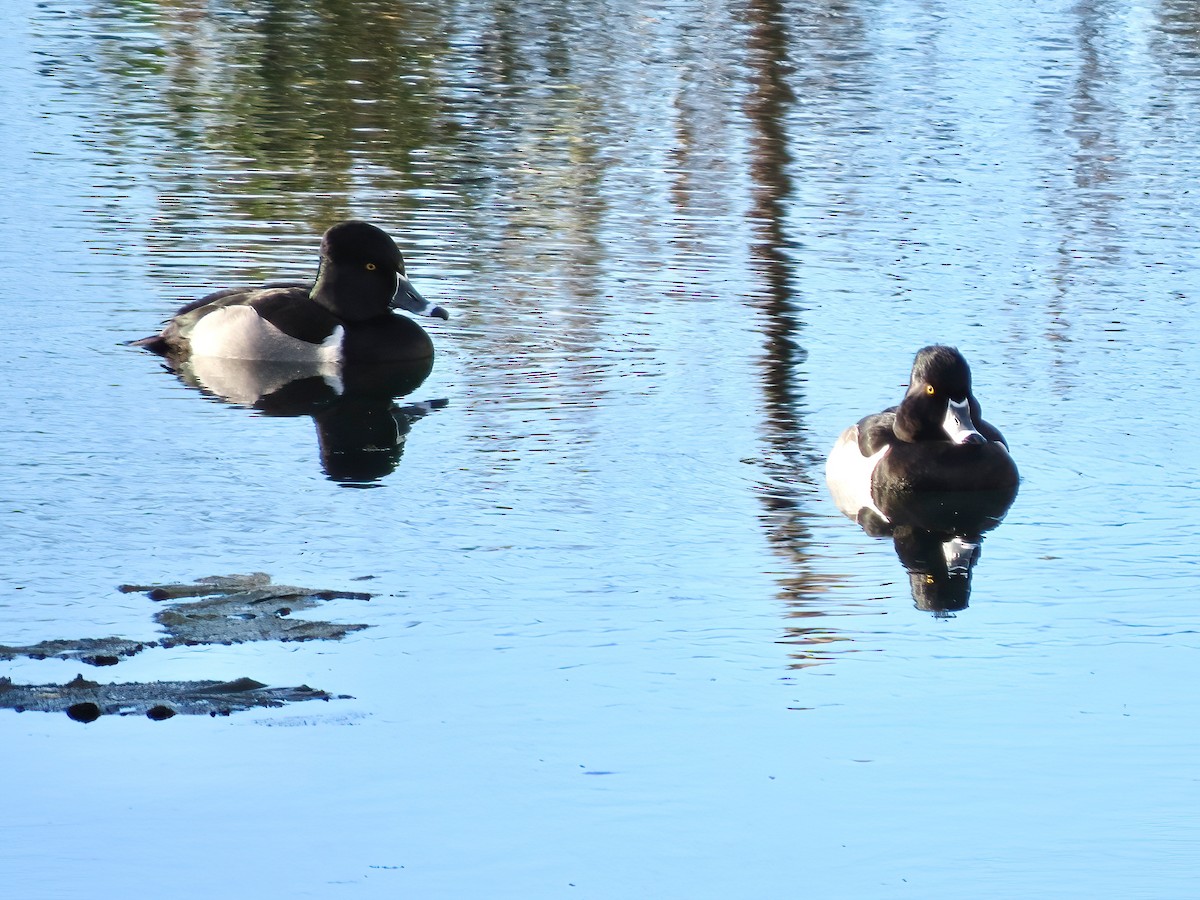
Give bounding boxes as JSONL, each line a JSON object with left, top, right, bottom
{"left": 133, "top": 221, "right": 448, "bottom": 364}
{"left": 826, "top": 345, "right": 1019, "bottom": 524}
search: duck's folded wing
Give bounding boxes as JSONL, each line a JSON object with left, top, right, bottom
{"left": 856, "top": 408, "right": 899, "bottom": 456}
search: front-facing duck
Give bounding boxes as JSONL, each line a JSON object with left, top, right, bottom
{"left": 133, "top": 220, "right": 448, "bottom": 364}
{"left": 826, "top": 345, "right": 1019, "bottom": 524}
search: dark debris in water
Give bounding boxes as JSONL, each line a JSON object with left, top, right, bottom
{"left": 0, "top": 574, "right": 374, "bottom": 722}
{"left": 0, "top": 673, "right": 346, "bottom": 721}
{"left": 0, "top": 573, "right": 373, "bottom": 666}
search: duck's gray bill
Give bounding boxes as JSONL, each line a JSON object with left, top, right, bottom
{"left": 942, "top": 398, "right": 985, "bottom": 445}
{"left": 393, "top": 274, "right": 449, "bottom": 319}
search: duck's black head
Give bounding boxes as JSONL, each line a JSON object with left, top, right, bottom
{"left": 894, "top": 345, "right": 986, "bottom": 444}
{"left": 323, "top": 220, "right": 403, "bottom": 269}
{"left": 312, "top": 221, "right": 447, "bottom": 322}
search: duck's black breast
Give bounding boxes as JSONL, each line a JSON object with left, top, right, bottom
{"left": 874, "top": 439, "right": 1019, "bottom": 494}
{"left": 854, "top": 401, "right": 1018, "bottom": 495}
{"left": 341, "top": 315, "right": 434, "bottom": 363}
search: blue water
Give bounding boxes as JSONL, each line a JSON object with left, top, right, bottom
{"left": 2, "top": 0, "right": 1200, "bottom": 896}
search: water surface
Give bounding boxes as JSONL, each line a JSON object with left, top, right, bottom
{"left": 2, "top": 0, "right": 1200, "bottom": 896}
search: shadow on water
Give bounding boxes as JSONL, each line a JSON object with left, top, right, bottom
{"left": 0, "top": 574, "right": 372, "bottom": 721}
{"left": 153, "top": 352, "right": 447, "bottom": 485}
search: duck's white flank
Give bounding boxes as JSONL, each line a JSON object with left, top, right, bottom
{"left": 825, "top": 425, "right": 890, "bottom": 522}
{"left": 188, "top": 305, "right": 344, "bottom": 363}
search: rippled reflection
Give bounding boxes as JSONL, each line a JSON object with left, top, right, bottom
{"left": 24, "top": 0, "right": 1200, "bottom": 665}
{"left": 842, "top": 488, "right": 1018, "bottom": 616}
{"left": 160, "top": 354, "right": 445, "bottom": 484}
{"left": 743, "top": 9, "right": 846, "bottom": 667}
{"left": 7, "top": 0, "right": 1200, "bottom": 890}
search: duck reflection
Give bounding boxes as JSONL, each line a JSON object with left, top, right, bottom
{"left": 166, "top": 353, "right": 446, "bottom": 484}
{"left": 847, "top": 487, "right": 1017, "bottom": 615}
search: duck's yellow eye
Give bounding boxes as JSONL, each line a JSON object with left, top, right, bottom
{"left": 365, "top": 263, "right": 377, "bottom": 271}
{"left": 925, "top": 384, "right": 935, "bottom": 395}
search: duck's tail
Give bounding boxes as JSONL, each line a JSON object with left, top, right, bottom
{"left": 126, "top": 334, "right": 170, "bottom": 355}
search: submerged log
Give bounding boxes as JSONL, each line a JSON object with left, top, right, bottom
{"left": 0, "top": 673, "right": 346, "bottom": 720}
{"left": 0, "top": 574, "right": 373, "bottom": 665}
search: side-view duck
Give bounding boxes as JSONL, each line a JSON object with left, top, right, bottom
{"left": 826, "top": 345, "right": 1019, "bottom": 524}
{"left": 133, "top": 220, "right": 448, "bottom": 364}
